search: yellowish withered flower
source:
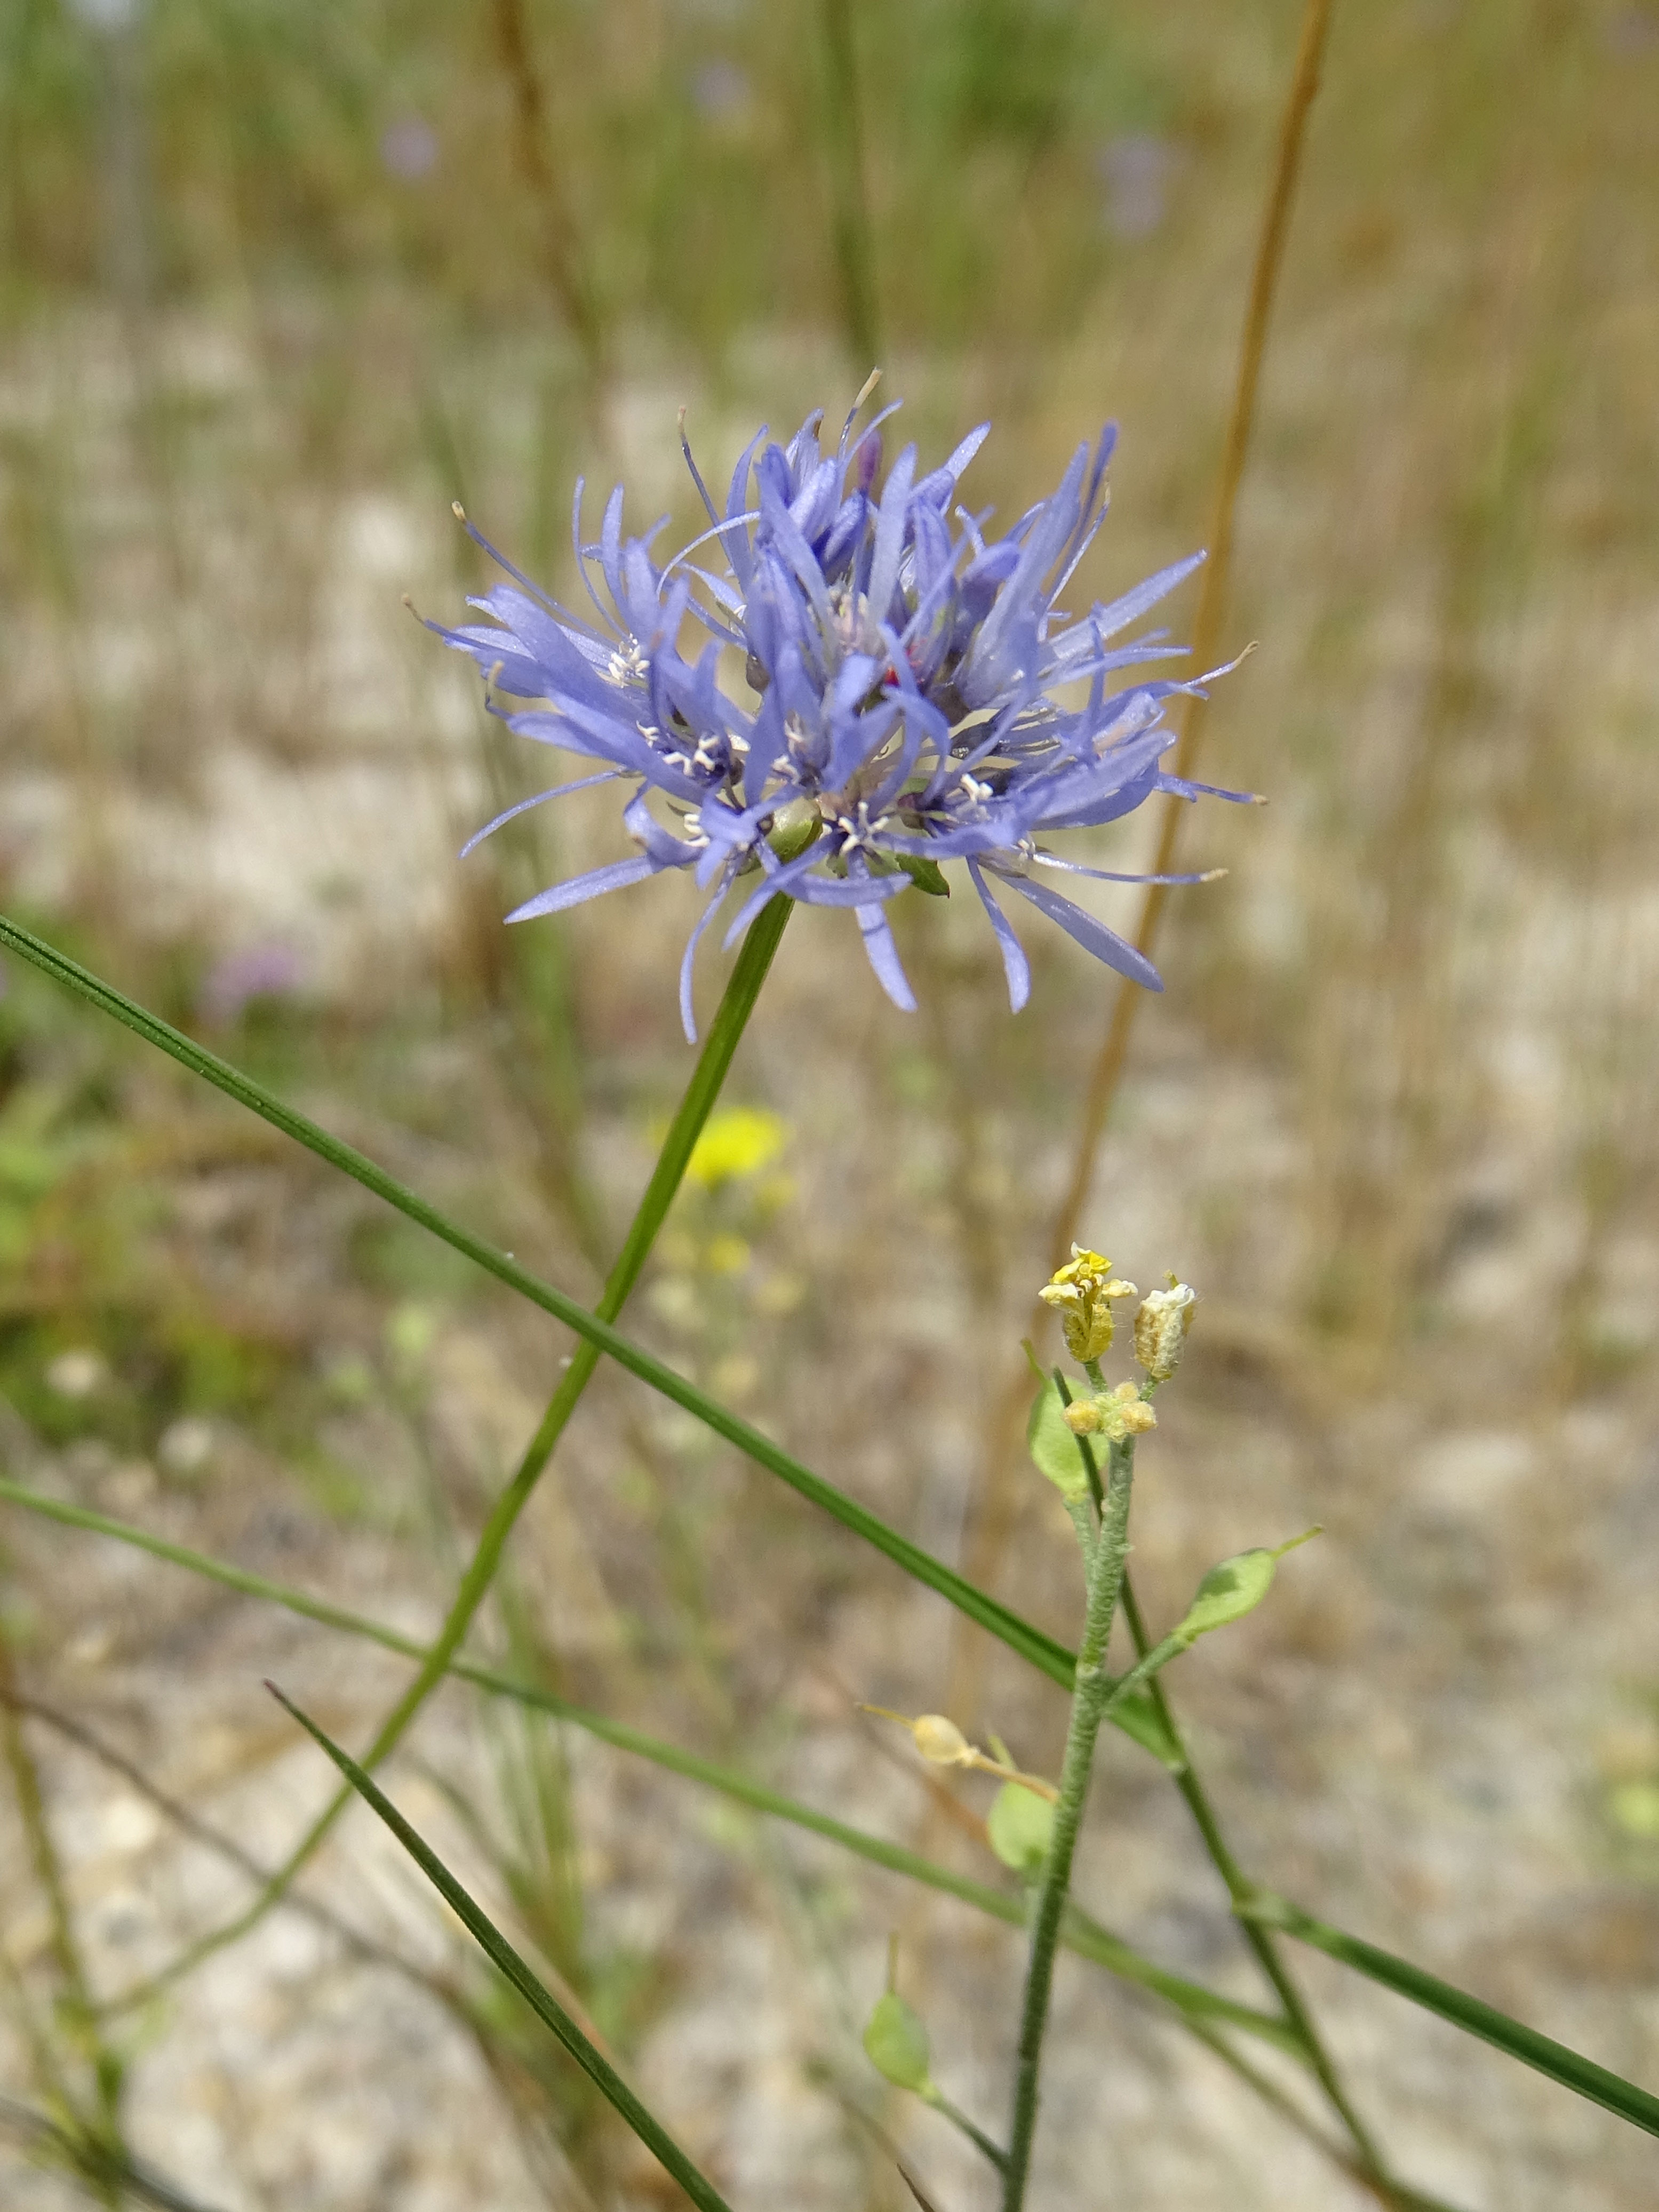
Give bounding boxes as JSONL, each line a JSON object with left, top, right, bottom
{"left": 1134, "top": 1275, "right": 1197, "bottom": 1382}
{"left": 911, "top": 1714, "right": 974, "bottom": 1766}
{"left": 1039, "top": 1245, "right": 1138, "bottom": 1362}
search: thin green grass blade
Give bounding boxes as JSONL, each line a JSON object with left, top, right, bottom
{"left": 1245, "top": 1892, "right": 1659, "bottom": 2137}
{"left": 0, "top": 914, "right": 1073, "bottom": 1691}
{"left": 0, "top": 1478, "right": 1290, "bottom": 2051}
{"left": 267, "top": 1684, "right": 736, "bottom": 2212}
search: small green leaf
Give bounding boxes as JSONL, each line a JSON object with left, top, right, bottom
{"left": 1027, "top": 1377, "right": 1089, "bottom": 1500}
{"left": 896, "top": 853, "right": 951, "bottom": 897}
{"left": 863, "top": 1990, "right": 933, "bottom": 2093}
{"left": 986, "top": 1782, "right": 1054, "bottom": 1874}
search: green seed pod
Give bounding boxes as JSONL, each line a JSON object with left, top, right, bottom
{"left": 1174, "top": 1528, "right": 1320, "bottom": 1644}
{"left": 862, "top": 1990, "right": 933, "bottom": 2094}
{"left": 1134, "top": 1277, "right": 1197, "bottom": 1381}
{"left": 987, "top": 1781, "right": 1055, "bottom": 1875}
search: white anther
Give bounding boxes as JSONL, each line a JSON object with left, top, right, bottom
{"left": 607, "top": 640, "right": 650, "bottom": 686}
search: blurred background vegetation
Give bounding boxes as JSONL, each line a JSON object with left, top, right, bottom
{"left": 4, "top": 0, "right": 1659, "bottom": 2207}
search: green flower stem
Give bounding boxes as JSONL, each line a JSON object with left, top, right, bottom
{"left": 0, "top": 911, "right": 1075, "bottom": 1692}
{"left": 1243, "top": 1891, "right": 1659, "bottom": 2141}
{"left": 1098, "top": 1628, "right": 1189, "bottom": 1718}
{"left": 1001, "top": 1435, "right": 1138, "bottom": 2212}
{"left": 1057, "top": 1410, "right": 1398, "bottom": 2191}
{"left": 109, "top": 896, "right": 794, "bottom": 2005}
{"left": 273, "top": 1687, "right": 735, "bottom": 2212}
{"left": 1115, "top": 1557, "right": 1394, "bottom": 2185}
{"left": 0, "top": 1475, "right": 1289, "bottom": 2054}
{"left": 923, "top": 2085, "right": 1008, "bottom": 2174}
{"left": 1062, "top": 1494, "right": 1097, "bottom": 1570}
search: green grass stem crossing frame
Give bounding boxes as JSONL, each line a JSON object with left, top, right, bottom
{"left": 7, "top": 914, "right": 1659, "bottom": 2152}
{"left": 0, "top": 915, "right": 1074, "bottom": 1688}
{"left": 0, "top": 1475, "right": 1282, "bottom": 2051}
{"left": 1242, "top": 1893, "right": 1659, "bottom": 2140}
{"left": 0, "top": 913, "right": 1190, "bottom": 1766}
{"left": 269, "top": 1686, "right": 736, "bottom": 2212}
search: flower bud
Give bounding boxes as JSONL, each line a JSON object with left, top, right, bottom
{"left": 1039, "top": 1245, "right": 1138, "bottom": 1362}
{"left": 1094, "top": 1380, "right": 1158, "bottom": 1443}
{"left": 1134, "top": 1276, "right": 1197, "bottom": 1381}
{"left": 911, "top": 1713, "right": 972, "bottom": 1766}
{"left": 767, "top": 795, "right": 821, "bottom": 863}
{"left": 1063, "top": 1398, "right": 1103, "bottom": 1436}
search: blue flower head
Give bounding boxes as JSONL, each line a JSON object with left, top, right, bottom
{"left": 433, "top": 388, "right": 1253, "bottom": 1040}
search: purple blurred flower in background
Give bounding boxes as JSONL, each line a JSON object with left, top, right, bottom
{"left": 65, "top": 0, "right": 142, "bottom": 31}
{"left": 690, "top": 59, "right": 752, "bottom": 124}
{"left": 199, "top": 941, "right": 307, "bottom": 1026}
{"left": 433, "top": 394, "right": 1250, "bottom": 1037}
{"left": 380, "top": 115, "right": 439, "bottom": 184}
{"left": 1097, "top": 133, "right": 1176, "bottom": 240}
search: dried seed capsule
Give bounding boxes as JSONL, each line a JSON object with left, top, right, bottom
{"left": 1134, "top": 1276, "right": 1197, "bottom": 1381}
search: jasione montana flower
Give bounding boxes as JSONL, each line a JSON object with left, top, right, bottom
{"left": 434, "top": 387, "right": 1253, "bottom": 1039}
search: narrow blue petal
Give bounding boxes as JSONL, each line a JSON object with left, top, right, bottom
{"left": 459, "top": 770, "right": 621, "bottom": 858}
{"left": 987, "top": 868, "right": 1163, "bottom": 991}
{"left": 1032, "top": 851, "right": 1214, "bottom": 887}
{"left": 677, "top": 877, "right": 732, "bottom": 1044}
{"left": 855, "top": 896, "right": 918, "bottom": 1011}
{"left": 913, "top": 421, "right": 990, "bottom": 507}
{"left": 967, "top": 859, "right": 1030, "bottom": 1011}
{"left": 1090, "top": 550, "right": 1206, "bottom": 641}
{"left": 1156, "top": 771, "right": 1259, "bottom": 804}
{"left": 863, "top": 444, "right": 916, "bottom": 648}
{"left": 778, "top": 868, "right": 911, "bottom": 909}
{"left": 506, "top": 853, "right": 663, "bottom": 923}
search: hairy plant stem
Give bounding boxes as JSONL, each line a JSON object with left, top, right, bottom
{"left": 1001, "top": 1439, "right": 1137, "bottom": 2210}
{"left": 1115, "top": 1561, "right": 1394, "bottom": 2188}
{"left": 111, "top": 898, "right": 793, "bottom": 2009}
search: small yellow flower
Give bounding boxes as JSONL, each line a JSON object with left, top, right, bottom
{"left": 1038, "top": 1245, "right": 1138, "bottom": 1361}
{"left": 684, "top": 1107, "right": 789, "bottom": 1191}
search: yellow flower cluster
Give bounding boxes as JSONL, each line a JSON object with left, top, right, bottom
{"left": 1038, "top": 1245, "right": 1138, "bottom": 1361}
